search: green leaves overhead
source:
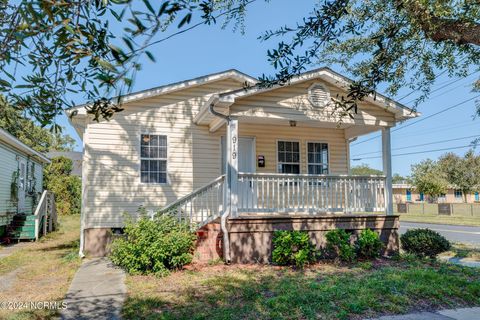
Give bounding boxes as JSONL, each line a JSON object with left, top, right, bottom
{"left": 0, "top": 0, "right": 250, "bottom": 127}
{"left": 257, "top": 0, "right": 480, "bottom": 117}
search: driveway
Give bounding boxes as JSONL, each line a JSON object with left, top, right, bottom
{"left": 400, "top": 222, "right": 480, "bottom": 246}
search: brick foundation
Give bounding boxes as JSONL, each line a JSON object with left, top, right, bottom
{"left": 194, "top": 223, "right": 223, "bottom": 262}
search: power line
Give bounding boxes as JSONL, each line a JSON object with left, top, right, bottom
{"left": 352, "top": 134, "right": 480, "bottom": 157}
{"left": 404, "top": 71, "right": 479, "bottom": 105}
{"left": 352, "top": 144, "right": 475, "bottom": 161}
{"left": 351, "top": 95, "right": 480, "bottom": 146}
{"left": 396, "top": 56, "right": 469, "bottom": 102}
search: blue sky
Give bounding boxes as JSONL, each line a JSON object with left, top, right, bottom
{"left": 59, "top": 0, "right": 479, "bottom": 177}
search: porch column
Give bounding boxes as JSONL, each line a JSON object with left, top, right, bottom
{"left": 382, "top": 127, "right": 393, "bottom": 215}
{"left": 225, "top": 118, "right": 239, "bottom": 218}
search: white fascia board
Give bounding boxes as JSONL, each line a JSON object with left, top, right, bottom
{"left": 66, "top": 69, "right": 256, "bottom": 114}
{"left": 194, "top": 94, "right": 219, "bottom": 124}
{"left": 219, "top": 67, "right": 420, "bottom": 121}
{"left": 0, "top": 128, "right": 51, "bottom": 164}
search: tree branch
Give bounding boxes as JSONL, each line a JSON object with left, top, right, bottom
{"left": 400, "top": 0, "right": 480, "bottom": 46}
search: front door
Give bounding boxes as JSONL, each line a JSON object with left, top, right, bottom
{"left": 238, "top": 137, "right": 255, "bottom": 173}
{"left": 18, "top": 159, "right": 26, "bottom": 213}
{"left": 221, "top": 136, "right": 255, "bottom": 173}
{"left": 222, "top": 136, "right": 256, "bottom": 211}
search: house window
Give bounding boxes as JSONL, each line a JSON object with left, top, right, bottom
{"left": 419, "top": 192, "right": 424, "bottom": 202}
{"left": 140, "top": 134, "right": 167, "bottom": 184}
{"left": 307, "top": 142, "right": 329, "bottom": 174}
{"left": 454, "top": 190, "right": 462, "bottom": 199}
{"left": 406, "top": 189, "right": 412, "bottom": 202}
{"left": 277, "top": 141, "right": 300, "bottom": 174}
{"left": 475, "top": 192, "right": 479, "bottom": 202}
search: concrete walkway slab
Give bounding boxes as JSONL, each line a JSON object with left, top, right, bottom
{"left": 368, "top": 307, "right": 480, "bottom": 320}
{"left": 438, "top": 307, "right": 480, "bottom": 320}
{"left": 61, "top": 258, "right": 126, "bottom": 320}
{"left": 368, "top": 312, "right": 454, "bottom": 320}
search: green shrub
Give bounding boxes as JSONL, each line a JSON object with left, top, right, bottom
{"left": 356, "top": 229, "right": 383, "bottom": 259}
{"left": 43, "top": 157, "right": 81, "bottom": 215}
{"left": 272, "top": 230, "right": 317, "bottom": 268}
{"left": 400, "top": 228, "right": 451, "bottom": 258}
{"left": 110, "top": 214, "right": 197, "bottom": 276}
{"left": 325, "top": 229, "right": 356, "bottom": 263}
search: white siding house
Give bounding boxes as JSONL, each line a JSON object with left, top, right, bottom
{"left": 67, "top": 68, "right": 419, "bottom": 257}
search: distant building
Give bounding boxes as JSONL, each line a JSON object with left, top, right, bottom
{"left": 393, "top": 183, "right": 479, "bottom": 204}
{"left": 46, "top": 151, "right": 83, "bottom": 177}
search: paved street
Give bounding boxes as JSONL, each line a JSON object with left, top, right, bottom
{"left": 400, "top": 222, "right": 480, "bottom": 246}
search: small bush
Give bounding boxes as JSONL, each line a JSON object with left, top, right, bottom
{"left": 272, "top": 230, "right": 317, "bottom": 268}
{"left": 110, "top": 214, "right": 196, "bottom": 276}
{"left": 400, "top": 228, "right": 451, "bottom": 258}
{"left": 356, "top": 229, "right": 383, "bottom": 259}
{"left": 325, "top": 229, "right": 356, "bottom": 263}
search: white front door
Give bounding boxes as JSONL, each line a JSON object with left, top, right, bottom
{"left": 18, "top": 159, "right": 26, "bottom": 213}
{"left": 221, "top": 136, "right": 255, "bottom": 173}
{"left": 238, "top": 137, "right": 255, "bottom": 173}
{"left": 222, "top": 136, "right": 256, "bottom": 211}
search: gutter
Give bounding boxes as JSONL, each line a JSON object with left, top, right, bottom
{"left": 208, "top": 97, "right": 232, "bottom": 263}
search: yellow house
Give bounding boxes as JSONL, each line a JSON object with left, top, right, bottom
{"left": 67, "top": 68, "right": 419, "bottom": 260}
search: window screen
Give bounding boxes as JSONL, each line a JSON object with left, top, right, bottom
{"left": 140, "top": 134, "right": 167, "bottom": 183}
{"left": 307, "top": 142, "right": 328, "bottom": 174}
{"left": 277, "top": 141, "right": 300, "bottom": 174}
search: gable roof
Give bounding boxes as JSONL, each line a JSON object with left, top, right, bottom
{"left": 66, "top": 69, "right": 257, "bottom": 138}
{"left": 0, "top": 128, "right": 50, "bottom": 164}
{"left": 195, "top": 67, "right": 419, "bottom": 124}
{"left": 66, "top": 69, "right": 256, "bottom": 116}
{"left": 67, "top": 67, "right": 420, "bottom": 138}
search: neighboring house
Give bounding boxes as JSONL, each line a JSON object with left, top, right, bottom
{"left": 46, "top": 151, "right": 83, "bottom": 176}
{"left": 0, "top": 128, "right": 51, "bottom": 239}
{"left": 67, "top": 68, "right": 419, "bottom": 259}
{"left": 393, "top": 183, "right": 480, "bottom": 203}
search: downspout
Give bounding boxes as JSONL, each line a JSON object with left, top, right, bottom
{"left": 208, "top": 97, "right": 232, "bottom": 263}
{"left": 78, "top": 118, "right": 88, "bottom": 258}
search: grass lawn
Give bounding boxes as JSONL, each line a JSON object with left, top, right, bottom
{"left": 399, "top": 213, "right": 480, "bottom": 226}
{"left": 0, "top": 215, "right": 81, "bottom": 320}
{"left": 123, "top": 258, "right": 480, "bottom": 320}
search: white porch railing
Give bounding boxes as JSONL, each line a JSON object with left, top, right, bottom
{"left": 159, "top": 175, "right": 225, "bottom": 227}
{"left": 34, "top": 190, "right": 57, "bottom": 241}
{"left": 237, "top": 173, "right": 386, "bottom": 213}
{"left": 160, "top": 173, "right": 386, "bottom": 226}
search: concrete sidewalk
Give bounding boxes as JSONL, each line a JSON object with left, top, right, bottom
{"left": 61, "top": 258, "right": 126, "bottom": 320}
{"left": 369, "top": 307, "right": 480, "bottom": 319}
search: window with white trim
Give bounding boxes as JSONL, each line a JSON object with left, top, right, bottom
{"left": 307, "top": 142, "right": 328, "bottom": 174}
{"left": 277, "top": 141, "right": 300, "bottom": 174}
{"left": 140, "top": 134, "right": 167, "bottom": 184}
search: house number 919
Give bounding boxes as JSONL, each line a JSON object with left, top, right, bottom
{"left": 232, "top": 136, "right": 237, "bottom": 159}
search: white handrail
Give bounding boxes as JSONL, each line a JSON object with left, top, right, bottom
{"left": 34, "top": 190, "right": 48, "bottom": 241}
{"left": 33, "top": 190, "right": 57, "bottom": 240}
{"left": 237, "top": 173, "right": 386, "bottom": 213}
{"left": 159, "top": 175, "right": 225, "bottom": 227}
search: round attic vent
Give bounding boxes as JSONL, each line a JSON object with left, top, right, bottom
{"left": 308, "top": 83, "right": 330, "bottom": 107}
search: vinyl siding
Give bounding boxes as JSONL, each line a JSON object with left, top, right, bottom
{"left": 83, "top": 79, "right": 245, "bottom": 228}
{"left": 0, "top": 143, "right": 44, "bottom": 218}
{"left": 213, "top": 123, "right": 348, "bottom": 175}
{"left": 83, "top": 78, "right": 391, "bottom": 229}
{"left": 230, "top": 79, "right": 396, "bottom": 126}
